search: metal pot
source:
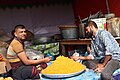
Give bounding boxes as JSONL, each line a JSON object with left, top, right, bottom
{"left": 32, "top": 36, "right": 54, "bottom": 45}
{"left": 58, "top": 25, "right": 79, "bottom": 39}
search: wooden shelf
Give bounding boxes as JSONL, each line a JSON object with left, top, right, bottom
{"left": 58, "top": 39, "right": 120, "bottom": 56}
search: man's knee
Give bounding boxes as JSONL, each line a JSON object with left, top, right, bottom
{"left": 21, "top": 66, "right": 34, "bottom": 79}
{"left": 83, "top": 60, "right": 96, "bottom": 69}
{"left": 101, "top": 72, "right": 112, "bottom": 80}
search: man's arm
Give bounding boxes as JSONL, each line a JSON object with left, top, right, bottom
{"left": 95, "top": 55, "right": 112, "bottom": 72}
{"left": 101, "top": 55, "right": 112, "bottom": 67}
{"left": 96, "top": 55, "right": 112, "bottom": 68}
{"left": 17, "top": 51, "right": 51, "bottom": 65}
{"left": 70, "top": 55, "right": 92, "bottom": 61}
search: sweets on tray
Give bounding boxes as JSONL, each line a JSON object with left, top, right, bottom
{"left": 42, "top": 56, "right": 86, "bottom": 74}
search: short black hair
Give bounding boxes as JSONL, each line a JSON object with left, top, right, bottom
{"left": 11, "top": 24, "right": 26, "bottom": 37}
{"left": 85, "top": 21, "right": 98, "bottom": 28}
{"left": 14, "top": 24, "right": 26, "bottom": 31}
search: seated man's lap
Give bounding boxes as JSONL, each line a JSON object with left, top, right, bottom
{"left": 12, "top": 65, "right": 40, "bottom": 79}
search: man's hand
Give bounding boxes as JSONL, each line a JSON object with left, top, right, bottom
{"left": 43, "top": 56, "right": 52, "bottom": 62}
{"left": 94, "top": 67, "right": 104, "bottom": 73}
{"left": 70, "top": 55, "right": 91, "bottom": 61}
{"left": 70, "top": 56, "right": 79, "bottom": 61}
{"left": 96, "top": 63, "right": 104, "bottom": 68}
{"left": 94, "top": 55, "right": 112, "bottom": 73}
{"left": 94, "top": 63, "right": 104, "bottom": 72}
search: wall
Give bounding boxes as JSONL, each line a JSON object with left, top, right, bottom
{"left": 72, "top": 0, "right": 107, "bottom": 19}
{"left": 0, "top": 4, "right": 74, "bottom": 37}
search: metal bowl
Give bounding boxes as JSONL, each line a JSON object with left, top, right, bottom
{"left": 32, "top": 36, "right": 54, "bottom": 45}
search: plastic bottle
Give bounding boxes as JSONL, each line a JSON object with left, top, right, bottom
{"left": 45, "top": 50, "right": 55, "bottom": 61}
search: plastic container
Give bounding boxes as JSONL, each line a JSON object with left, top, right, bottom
{"left": 79, "top": 23, "right": 86, "bottom": 38}
{"left": 44, "top": 51, "right": 55, "bottom": 61}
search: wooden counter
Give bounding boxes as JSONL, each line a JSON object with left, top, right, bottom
{"left": 59, "top": 39, "right": 120, "bottom": 56}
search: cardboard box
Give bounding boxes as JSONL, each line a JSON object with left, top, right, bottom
{"left": 91, "top": 18, "right": 106, "bottom": 30}
{"left": 0, "top": 60, "right": 11, "bottom": 74}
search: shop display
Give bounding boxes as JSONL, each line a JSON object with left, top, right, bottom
{"left": 26, "top": 49, "right": 44, "bottom": 60}
{"left": 28, "top": 42, "right": 59, "bottom": 56}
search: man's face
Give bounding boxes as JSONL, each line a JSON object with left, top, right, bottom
{"left": 14, "top": 28, "right": 27, "bottom": 40}
{"left": 85, "top": 26, "right": 93, "bottom": 38}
